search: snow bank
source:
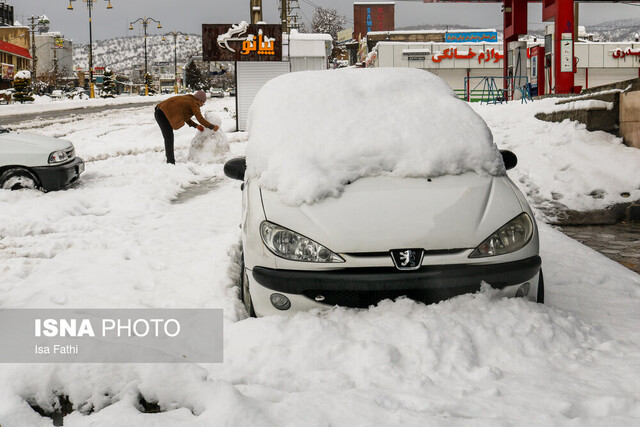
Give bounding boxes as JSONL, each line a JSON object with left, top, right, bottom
{"left": 473, "top": 98, "right": 640, "bottom": 218}
{"left": 247, "top": 68, "right": 504, "bottom": 205}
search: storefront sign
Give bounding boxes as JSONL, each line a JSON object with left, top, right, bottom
{"left": 337, "top": 28, "right": 353, "bottom": 44}
{"left": 445, "top": 31, "right": 498, "bottom": 43}
{"left": 1, "top": 63, "right": 14, "bottom": 80}
{"left": 202, "top": 22, "right": 282, "bottom": 62}
{"left": 354, "top": 3, "right": 395, "bottom": 39}
{"left": 432, "top": 47, "right": 503, "bottom": 64}
{"left": 54, "top": 37, "right": 64, "bottom": 49}
{"left": 612, "top": 47, "right": 640, "bottom": 59}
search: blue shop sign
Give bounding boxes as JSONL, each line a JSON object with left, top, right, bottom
{"left": 445, "top": 31, "right": 498, "bottom": 43}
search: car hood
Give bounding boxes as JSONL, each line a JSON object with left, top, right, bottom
{"left": 260, "top": 174, "right": 525, "bottom": 253}
{"left": 0, "top": 131, "right": 72, "bottom": 151}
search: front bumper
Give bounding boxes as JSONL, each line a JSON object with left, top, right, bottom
{"left": 32, "top": 157, "right": 84, "bottom": 191}
{"left": 251, "top": 256, "right": 541, "bottom": 311}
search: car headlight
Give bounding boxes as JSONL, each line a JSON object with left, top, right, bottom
{"left": 260, "top": 221, "right": 344, "bottom": 263}
{"left": 48, "top": 150, "right": 70, "bottom": 164}
{"left": 469, "top": 213, "right": 533, "bottom": 258}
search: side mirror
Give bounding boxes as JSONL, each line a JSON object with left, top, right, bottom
{"left": 224, "top": 157, "right": 246, "bottom": 181}
{"left": 500, "top": 150, "right": 517, "bottom": 170}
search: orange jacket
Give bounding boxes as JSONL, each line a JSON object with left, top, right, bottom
{"left": 156, "top": 94, "right": 215, "bottom": 130}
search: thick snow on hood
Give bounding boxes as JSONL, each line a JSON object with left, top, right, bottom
{"left": 246, "top": 68, "right": 504, "bottom": 206}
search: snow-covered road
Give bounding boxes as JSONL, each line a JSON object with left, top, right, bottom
{"left": 0, "top": 96, "right": 639, "bottom": 425}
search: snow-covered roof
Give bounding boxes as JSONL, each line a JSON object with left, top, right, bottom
{"left": 287, "top": 29, "right": 333, "bottom": 42}
{"left": 368, "top": 30, "right": 443, "bottom": 36}
{"left": 247, "top": 68, "right": 503, "bottom": 205}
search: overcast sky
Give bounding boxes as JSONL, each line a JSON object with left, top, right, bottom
{"left": 13, "top": 0, "right": 640, "bottom": 44}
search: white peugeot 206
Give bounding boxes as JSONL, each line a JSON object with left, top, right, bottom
{"left": 224, "top": 68, "right": 542, "bottom": 317}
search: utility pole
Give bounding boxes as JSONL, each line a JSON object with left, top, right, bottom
{"left": 281, "top": 0, "right": 287, "bottom": 33}
{"left": 250, "top": 0, "right": 262, "bottom": 25}
{"left": 279, "top": 0, "right": 301, "bottom": 33}
{"left": 27, "top": 16, "right": 39, "bottom": 83}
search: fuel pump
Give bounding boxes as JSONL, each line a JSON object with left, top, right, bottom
{"left": 507, "top": 40, "right": 527, "bottom": 100}
{"left": 544, "top": 26, "right": 553, "bottom": 94}
{"left": 530, "top": 45, "right": 546, "bottom": 96}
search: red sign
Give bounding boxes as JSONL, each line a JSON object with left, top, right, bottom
{"left": 354, "top": 3, "right": 395, "bottom": 40}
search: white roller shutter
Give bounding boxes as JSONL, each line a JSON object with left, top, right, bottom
{"left": 236, "top": 61, "right": 291, "bottom": 131}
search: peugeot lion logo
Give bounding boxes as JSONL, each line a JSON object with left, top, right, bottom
{"left": 390, "top": 249, "right": 424, "bottom": 271}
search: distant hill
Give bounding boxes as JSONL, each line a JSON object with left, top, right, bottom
{"left": 73, "top": 34, "right": 203, "bottom": 74}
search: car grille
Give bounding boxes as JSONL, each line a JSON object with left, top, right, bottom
{"left": 302, "top": 285, "right": 480, "bottom": 308}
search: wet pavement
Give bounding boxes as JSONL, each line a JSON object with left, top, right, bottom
{"left": 560, "top": 222, "right": 640, "bottom": 274}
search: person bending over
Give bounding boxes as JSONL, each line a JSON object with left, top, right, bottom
{"left": 154, "top": 89, "right": 220, "bottom": 164}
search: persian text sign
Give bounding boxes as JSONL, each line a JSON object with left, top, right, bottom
{"left": 432, "top": 47, "right": 504, "bottom": 64}
{"left": 203, "top": 22, "right": 282, "bottom": 62}
{"left": 612, "top": 47, "right": 640, "bottom": 60}
{"left": 445, "top": 31, "right": 498, "bottom": 43}
{"left": 0, "top": 309, "right": 223, "bottom": 363}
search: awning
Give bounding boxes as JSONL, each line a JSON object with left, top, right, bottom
{"left": 0, "top": 41, "right": 32, "bottom": 60}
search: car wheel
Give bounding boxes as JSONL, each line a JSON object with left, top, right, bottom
{"left": 240, "top": 255, "right": 256, "bottom": 317}
{"left": 0, "top": 168, "right": 40, "bottom": 191}
{"left": 537, "top": 269, "right": 544, "bottom": 304}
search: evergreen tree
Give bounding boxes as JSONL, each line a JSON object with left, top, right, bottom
{"left": 101, "top": 68, "right": 116, "bottom": 98}
{"left": 185, "top": 61, "right": 206, "bottom": 90}
{"left": 144, "top": 73, "right": 155, "bottom": 95}
{"left": 12, "top": 71, "right": 35, "bottom": 103}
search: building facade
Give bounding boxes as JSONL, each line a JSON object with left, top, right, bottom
{"left": 34, "top": 33, "right": 73, "bottom": 81}
{"left": 0, "top": 26, "right": 32, "bottom": 89}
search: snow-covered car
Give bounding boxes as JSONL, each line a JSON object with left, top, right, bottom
{"left": 0, "top": 126, "right": 84, "bottom": 191}
{"left": 210, "top": 88, "right": 225, "bottom": 98}
{"left": 224, "top": 68, "right": 542, "bottom": 317}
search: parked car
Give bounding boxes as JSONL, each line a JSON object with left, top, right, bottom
{"left": 0, "top": 126, "right": 84, "bottom": 191}
{"left": 210, "top": 88, "right": 225, "bottom": 98}
{"left": 224, "top": 68, "right": 542, "bottom": 317}
{"left": 229, "top": 87, "right": 236, "bottom": 97}
{"left": 49, "top": 90, "right": 64, "bottom": 100}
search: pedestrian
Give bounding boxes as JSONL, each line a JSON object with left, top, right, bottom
{"left": 154, "top": 90, "right": 220, "bottom": 164}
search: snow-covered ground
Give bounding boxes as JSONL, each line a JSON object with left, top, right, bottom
{"left": 0, "top": 94, "right": 639, "bottom": 425}
{"left": 0, "top": 93, "right": 177, "bottom": 117}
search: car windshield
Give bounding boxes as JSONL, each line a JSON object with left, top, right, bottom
{"left": 246, "top": 68, "right": 504, "bottom": 206}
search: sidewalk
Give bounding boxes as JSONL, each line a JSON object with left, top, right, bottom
{"left": 560, "top": 222, "right": 640, "bottom": 274}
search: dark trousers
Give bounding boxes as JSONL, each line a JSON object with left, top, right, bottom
{"left": 155, "top": 107, "right": 175, "bottom": 164}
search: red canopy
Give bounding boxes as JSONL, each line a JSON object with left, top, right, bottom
{"left": 0, "top": 41, "right": 32, "bottom": 59}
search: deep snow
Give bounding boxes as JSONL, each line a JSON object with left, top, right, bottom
{"left": 247, "top": 68, "right": 503, "bottom": 206}
{"left": 0, "top": 92, "right": 639, "bottom": 425}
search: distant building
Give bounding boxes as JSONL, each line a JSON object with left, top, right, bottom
{"left": 34, "top": 32, "right": 73, "bottom": 79}
{"left": 0, "top": 3, "right": 14, "bottom": 27}
{"left": 0, "top": 25, "right": 32, "bottom": 89}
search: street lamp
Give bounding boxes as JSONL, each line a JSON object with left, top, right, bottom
{"left": 162, "top": 31, "right": 188, "bottom": 94}
{"left": 66, "top": 0, "right": 114, "bottom": 98}
{"left": 129, "top": 17, "right": 162, "bottom": 96}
